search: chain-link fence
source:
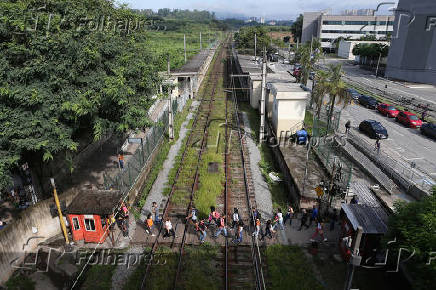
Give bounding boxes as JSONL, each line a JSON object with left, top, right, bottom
{"left": 102, "top": 94, "right": 189, "bottom": 193}
{"left": 348, "top": 131, "right": 434, "bottom": 194}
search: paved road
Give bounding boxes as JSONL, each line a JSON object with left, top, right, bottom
{"left": 339, "top": 102, "right": 436, "bottom": 180}
{"left": 323, "top": 58, "right": 436, "bottom": 106}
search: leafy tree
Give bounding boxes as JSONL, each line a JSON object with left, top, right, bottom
{"left": 359, "top": 34, "right": 377, "bottom": 41}
{"left": 290, "top": 14, "right": 303, "bottom": 43}
{"left": 234, "top": 26, "right": 273, "bottom": 54}
{"left": 283, "top": 35, "right": 291, "bottom": 43}
{"left": 297, "top": 38, "right": 321, "bottom": 86}
{"left": 0, "top": 0, "right": 164, "bottom": 193}
{"left": 386, "top": 188, "right": 436, "bottom": 289}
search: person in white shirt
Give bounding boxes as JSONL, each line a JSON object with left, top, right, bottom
{"left": 273, "top": 208, "right": 284, "bottom": 230}
{"left": 231, "top": 208, "right": 239, "bottom": 229}
{"left": 163, "top": 219, "right": 175, "bottom": 238}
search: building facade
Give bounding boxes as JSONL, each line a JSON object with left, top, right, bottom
{"left": 302, "top": 11, "right": 394, "bottom": 50}
{"left": 385, "top": 0, "right": 436, "bottom": 85}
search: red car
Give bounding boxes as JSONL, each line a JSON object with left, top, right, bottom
{"left": 396, "top": 111, "right": 423, "bottom": 128}
{"left": 377, "top": 103, "right": 399, "bottom": 117}
{"left": 293, "top": 68, "right": 301, "bottom": 77}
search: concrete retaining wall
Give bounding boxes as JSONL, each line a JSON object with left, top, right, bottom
{"left": 0, "top": 189, "right": 79, "bottom": 284}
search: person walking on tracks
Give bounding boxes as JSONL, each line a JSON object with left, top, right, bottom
{"left": 298, "top": 209, "right": 308, "bottom": 231}
{"left": 252, "top": 217, "right": 262, "bottom": 238}
{"left": 283, "top": 204, "right": 294, "bottom": 227}
{"left": 208, "top": 206, "right": 220, "bottom": 226}
{"left": 233, "top": 221, "right": 244, "bottom": 244}
{"left": 214, "top": 215, "right": 228, "bottom": 238}
{"left": 260, "top": 220, "right": 275, "bottom": 240}
{"left": 198, "top": 219, "right": 207, "bottom": 244}
{"left": 145, "top": 213, "right": 156, "bottom": 236}
{"left": 231, "top": 208, "right": 240, "bottom": 229}
{"left": 186, "top": 206, "right": 198, "bottom": 228}
{"left": 163, "top": 218, "right": 175, "bottom": 239}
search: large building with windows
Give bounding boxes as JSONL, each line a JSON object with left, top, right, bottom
{"left": 302, "top": 11, "right": 395, "bottom": 50}
{"left": 385, "top": 0, "right": 436, "bottom": 85}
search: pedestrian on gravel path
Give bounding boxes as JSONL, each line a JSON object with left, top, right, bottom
{"left": 152, "top": 201, "right": 160, "bottom": 224}
{"left": 233, "top": 221, "right": 244, "bottom": 244}
{"left": 310, "top": 220, "right": 327, "bottom": 242}
{"left": 231, "top": 208, "right": 240, "bottom": 229}
{"left": 118, "top": 151, "right": 124, "bottom": 170}
{"left": 260, "top": 220, "right": 275, "bottom": 240}
{"left": 330, "top": 209, "right": 338, "bottom": 231}
{"left": 345, "top": 120, "right": 351, "bottom": 134}
{"left": 208, "top": 206, "right": 220, "bottom": 226}
{"left": 298, "top": 209, "right": 308, "bottom": 231}
{"left": 145, "top": 214, "right": 156, "bottom": 236}
{"left": 214, "top": 216, "right": 228, "bottom": 238}
{"left": 283, "top": 204, "right": 294, "bottom": 227}
{"left": 273, "top": 208, "right": 284, "bottom": 230}
{"left": 186, "top": 207, "right": 198, "bottom": 225}
{"left": 307, "top": 205, "right": 318, "bottom": 228}
{"left": 251, "top": 207, "right": 260, "bottom": 227}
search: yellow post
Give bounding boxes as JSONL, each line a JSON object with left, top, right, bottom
{"left": 50, "top": 178, "right": 69, "bottom": 244}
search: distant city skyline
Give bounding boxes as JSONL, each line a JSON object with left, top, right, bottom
{"left": 123, "top": 0, "right": 397, "bottom": 20}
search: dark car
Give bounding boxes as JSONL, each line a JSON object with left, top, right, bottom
{"left": 420, "top": 123, "right": 436, "bottom": 139}
{"left": 359, "top": 120, "right": 388, "bottom": 139}
{"left": 358, "top": 95, "right": 378, "bottom": 109}
{"left": 309, "top": 71, "right": 315, "bottom": 80}
{"left": 346, "top": 88, "right": 361, "bottom": 100}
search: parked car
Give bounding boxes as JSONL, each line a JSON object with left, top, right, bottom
{"left": 358, "top": 95, "right": 378, "bottom": 109}
{"left": 346, "top": 88, "right": 361, "bottom": 100}
{"left": 359, "top": 120, "right": 388, "bottom": 139}
{"left": 396, "top": 111, "right": 423, "bottom": 128}
{"left": 420, "top": 122, "right": 436, "bottom": 139}
{"left": 377, "top": 103, "right": 400, "bottom": 118}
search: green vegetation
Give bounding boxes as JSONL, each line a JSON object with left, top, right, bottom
{"left": 80, "top": 265, "right": 117, "bottom": 290}
{"left": 234, "top": 26, "right": 276, "bottom": 54}
{"left": 5, "top": 273, "right": 36, "bottom": 290}
{"left": 238, "top": 103, "right": 289, "bottom": 211}
{"left": 385, "top": 188, "right": 436, "bottom": 289}
{"left": 352, "top": 42, "right": 389, "bottom": 61}
{"left": 290, "top": 14, "right": 303, "bottom": 43}
{"left": 176, "top": 245, "right": 222, "bottom": 290}
{"left": 266, "top": 245, "right": 323, "bottom": 290}
{"left": 0, "top": 0, "right": 224, "bottom": 192}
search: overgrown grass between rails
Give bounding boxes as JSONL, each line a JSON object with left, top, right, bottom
{"left": 176, "top": 244, "right": 222, "bottom": 290}
{"left": 80, "top": 264, "right": 117, "bottom": 290}
{"left": 266, "top": 245, "right": 323, "bottom": 290}
{"left": 123, "top": 247, "right": 176, "bottom": 290}
{"left": 134, "top": 98, "right": 194, "bottom": 213}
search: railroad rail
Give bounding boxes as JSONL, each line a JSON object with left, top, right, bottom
{"left": 224, "top": 43, "right": 266, "bottom": 290}
{"left": 140, "top": 41, "right": 223, "bottom": 290}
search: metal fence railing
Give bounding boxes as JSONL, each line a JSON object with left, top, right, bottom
{"left": 347, "top": 131, "right": 434, "bottom": 194}
{"left": 103, "top": 93, "right": 190, "bottom": 192}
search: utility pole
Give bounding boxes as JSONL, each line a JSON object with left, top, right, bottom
{"left": 296, "top": 38, "right": 299, "bottom": 50}
{"left": 200, "top": 32, "right": 202, "bottom": 50}
{"left": 344, "top": 226, "right": 363, "bottom": 290}
{"left": 375, "top": 52, "right": 381, "bottom": 78}
{"left": 254, "top": 33, "right": 257, "bottom": 61}
{"left": 167, "top": 56, "right": 173, "bottom": 140}
{"left": 50, "top": 178, "right": 69, "bottom": 244}
{"left": 259, "top": 47, "right": 267, "bottom": 143}
{"left": 184, "top": 34, "right": 187, "bottom": 63}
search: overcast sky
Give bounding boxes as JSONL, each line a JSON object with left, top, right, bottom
{"left": 122, "top": 0, "right": 397, "bottom": 20}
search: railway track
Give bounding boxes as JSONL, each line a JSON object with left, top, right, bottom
{"left": 140, "top": 40, "right": 224, "bottom": 290}
{"left": 140, "top": 36, "right": 266, "bottom": 290}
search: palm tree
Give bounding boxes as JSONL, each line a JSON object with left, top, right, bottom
{"left": 326, "top": 63, "right": 350, "bottom": 131}
{"left": 311, "top": 70, "right": 330, "bottom": 118}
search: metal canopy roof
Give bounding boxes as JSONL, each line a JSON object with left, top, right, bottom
{"left": 341, "top": 203, "right": 388, "bottom": 234}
